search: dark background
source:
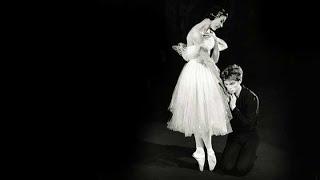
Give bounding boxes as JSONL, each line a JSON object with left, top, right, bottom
{"left": 56, "top": 0, "right": 319, "bottom": 179}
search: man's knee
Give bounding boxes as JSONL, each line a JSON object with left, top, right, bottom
{"left": 220, "top": 160, "right": 234, "bottom": 172}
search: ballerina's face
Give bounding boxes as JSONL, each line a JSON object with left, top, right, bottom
{"left": 224, "top": 79, "right": 241, "bottom": 95}
{"left": 210, "top": 15, "right": 227, "bottom": 30}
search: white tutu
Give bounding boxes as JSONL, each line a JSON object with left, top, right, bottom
{"left": 168, "top": 59, "right": 232, "bottom": 137}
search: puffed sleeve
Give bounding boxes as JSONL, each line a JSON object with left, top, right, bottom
{"left": 215, "top": 37, "right": 228, "bottom": 51}
{"left": 182, "top": 45, "right": 200, "bottom": 61}
{"left": 181, "top": 27, "right": 202, "bottom": 61}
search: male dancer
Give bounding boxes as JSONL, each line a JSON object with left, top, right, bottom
{"left": 220, "top": 64, "right": 260, "bottom": 176}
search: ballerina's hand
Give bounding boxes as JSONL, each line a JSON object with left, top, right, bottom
{"left": 229, "top": 94, "right": 237, "bottom": 110}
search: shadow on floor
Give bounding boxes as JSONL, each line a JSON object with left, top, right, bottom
{"left": 132, "top": 140, "right": 225, "bottom": 174}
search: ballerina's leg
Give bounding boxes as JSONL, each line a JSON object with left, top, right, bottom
{"left": 193, "top": 134, "right": 205, "bottom": 171}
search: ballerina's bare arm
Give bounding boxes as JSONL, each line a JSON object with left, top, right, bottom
{"left": 186, "top": 18, "right": 211, "bottom": 46}
{"left": 208, "top": 34, "right": 229, "bottom": 63}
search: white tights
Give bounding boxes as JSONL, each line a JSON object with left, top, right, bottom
{"left": 194, "top": 133, "right": 216, "bottom": 171}
{"left": 194, "top": 133, "right": 213, "bottom": 151}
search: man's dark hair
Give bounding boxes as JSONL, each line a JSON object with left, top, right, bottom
{"left": 221, "top": 64, "right": 243, "bottom": 81}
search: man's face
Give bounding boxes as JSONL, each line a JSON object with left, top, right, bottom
{"left": 223, "top": 79, "right": 241, "bottom": 94}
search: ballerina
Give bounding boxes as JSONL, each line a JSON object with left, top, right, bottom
{"left": 168, "top": 8, "right": 232, "bottom": 171}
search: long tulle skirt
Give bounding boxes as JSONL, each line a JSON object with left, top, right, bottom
{"left": 168, "top": 59, "right": 232, "bottom": 137}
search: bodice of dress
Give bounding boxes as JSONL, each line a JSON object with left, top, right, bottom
{"left": 182, "top": 36, "right": 216, "bottom": 61}
{"left": 202, "top": 36, "right": 215, "bottom": 51}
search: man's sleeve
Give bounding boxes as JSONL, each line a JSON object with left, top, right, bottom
{"left": 232, "top": 94, "right": 259, "bottom": 128}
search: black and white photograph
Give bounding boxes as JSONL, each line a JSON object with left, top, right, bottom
{"left": 57, "top": 0, "right": 320, "bottom": 179}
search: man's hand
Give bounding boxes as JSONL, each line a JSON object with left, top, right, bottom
{"left": 229, "top": 94, "right": 237, "bottom": 110}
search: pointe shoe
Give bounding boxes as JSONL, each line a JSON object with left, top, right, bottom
{"left": 192, "top": 150, "right": 205, "bottom": 171}
{"left": 207, "top": 150, "right": 217, "bottom": 171}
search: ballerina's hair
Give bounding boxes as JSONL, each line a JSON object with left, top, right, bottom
{"left": 207, "top": 7, "right": 228, "bottom": 20}
{"left": 221, "top": 64, "right": 243, "bottom": 81}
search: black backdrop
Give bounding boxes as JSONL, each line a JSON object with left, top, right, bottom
{"left": 56, "top": 0, "right": 320, "bottom": 179}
